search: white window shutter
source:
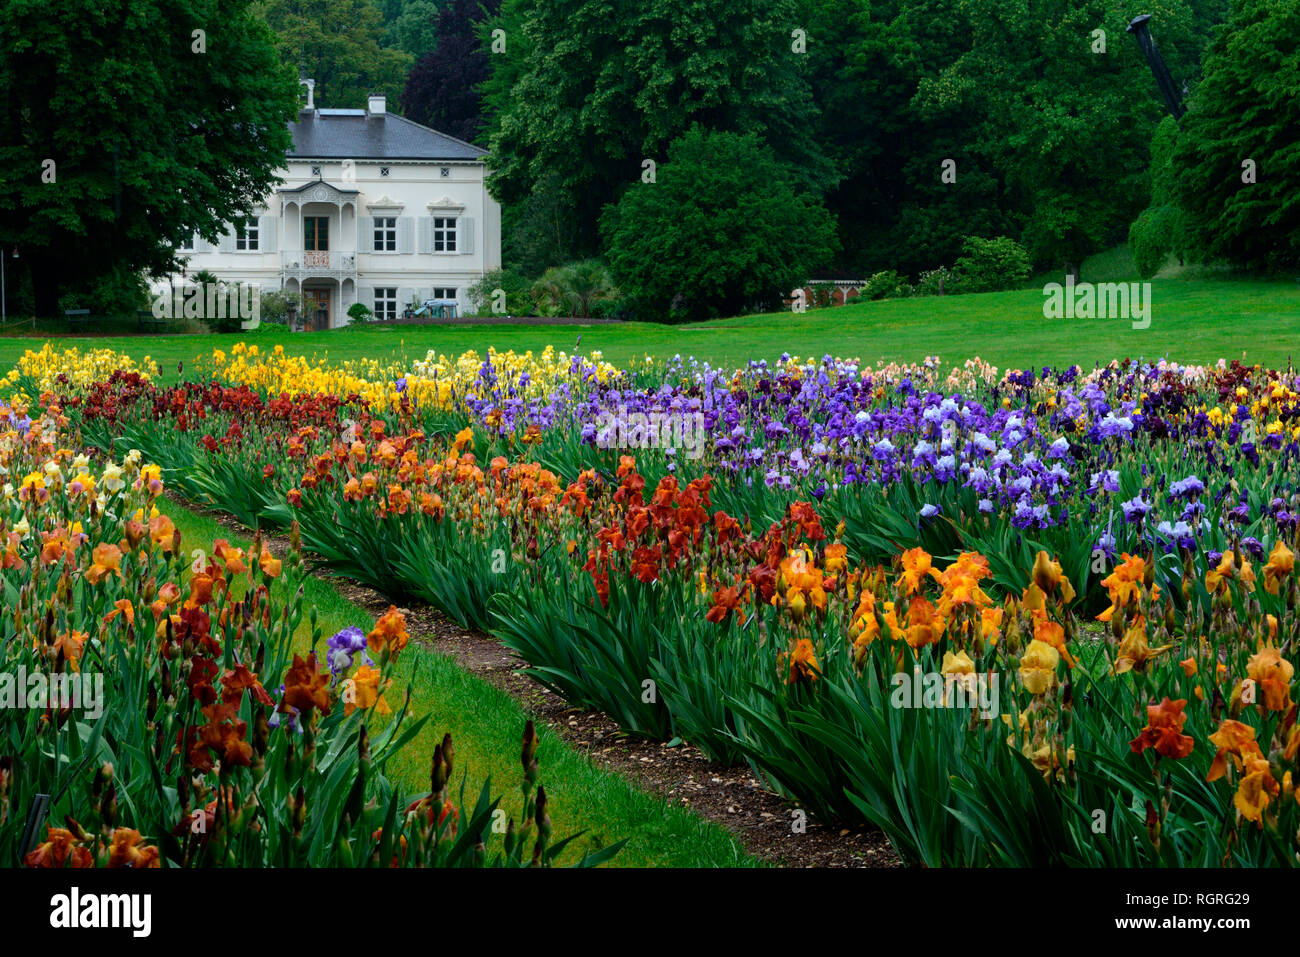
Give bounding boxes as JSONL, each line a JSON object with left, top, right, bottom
{"left": 218, "top": 229, "right": 235, "bottom": 254}
{"left": 398, "top": 217, "right": 415, "bottom": 254}
{"left": 417, "top": 217, "right": 431, "bottom": 254}
{"left": 195, "top": 234, "right": 213, "bottom": 253}
{"left": 399, "top": 287, "right": 415, "bottom": 312}
{"left": 260, "top": 216, "right": 277, "bottom": 253}
{"left": 357, "top": 216, "right": 372, "bottom": 253}
{"left": 459, "top": 217, "right": 474, "bottom": 255}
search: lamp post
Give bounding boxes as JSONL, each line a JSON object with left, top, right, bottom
{"left": 1, "top": 247, "right": 16, "bottom": 325}
{"left": 1127, "top": 15, "right": 1186, "bottom": 120}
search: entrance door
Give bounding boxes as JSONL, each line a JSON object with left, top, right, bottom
{"left": 303, "top": 289, "right": 330, "bottom": 330}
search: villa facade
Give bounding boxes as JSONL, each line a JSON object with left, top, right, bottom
{"left": 168, "top": 87, "right": 501, "bottom": 329}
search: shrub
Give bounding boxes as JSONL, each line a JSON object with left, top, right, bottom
{"left": 347, "top": 302, "right": 374, "bottom": 324}
{"left": 57, "top": 266, "right": 151, "bottom": 318}
{"left": 951, "top": 236, "right": 1032, "bottom": 293}
{"left": 530, "top": 260, "right": 617, "bottom": 319}
{"left": 258, "top": 290, "right": 302, "bottom": 326}
{"left": 589, "top": 295, "right": 631, "bottom": 320}
{"left": 468, "top": 268, "right": 537, "bottom": 316}
{"left": 915, "top": 266, "right": 956, "bottom": 296}
{"left": 601, "top": 126, "right": 837, "bottom": 322}
{"left": 1129, "top": 207, "right": 1176, "bottom": 280}
{"left": 863, "top": 270, "right": 909, "bottom": 301}
{"left": 1129, "top": 117, "right": 1191, "bottom": 280}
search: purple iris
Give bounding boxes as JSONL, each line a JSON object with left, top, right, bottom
{"left": 1088, "top": 470, "right": 1120, "bottom": 494}
{"left": 1120, "top": 496, "right": 1151, "bottom": 523}
{"left": 1168, "top": 475, "right": 1205, "bottom": 500}
{"left": 327, "top": 626, "right": 371, "bottom": 677}
{"left": 1156, "top": 520, "right": 1197, "bottom": 551}
{"left": 1097, "top": 413, "right": 1134, "bottom": 439}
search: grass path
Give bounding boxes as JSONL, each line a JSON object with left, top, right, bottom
{"left": 4, "top": 276, "right": 1299, "bottom": 376}
{"left": 163, "top": 500, "right": 759, "bottom": 868}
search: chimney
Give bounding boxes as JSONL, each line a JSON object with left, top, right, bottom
{"left": 367, "top": 93, "right": 386, "bottom": 117}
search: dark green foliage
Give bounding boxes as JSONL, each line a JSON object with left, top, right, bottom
{"left": 261, "top": 0, "right": 412, "bottom": 109}
{"left": 484, "top": 0, "right": 833, "bottom": 262}
{"left": 795, "top": 0, "right": 1222, "bottom": 277}
{"left": 1172, "top": 0, "right": 1300, "bottom": 271}
{"left": 952, "top": 236, "right": 1032, "bottom": 293}
{"left": 56, "top": 263, "right": 152, "bottom": 318}
{"left": 401, "top": 0, "right": 499, "bottom": 143}
{"left": 600, "top": 127, "right": 837, "bottom": 322}
{"left": 382, "top": 0, "right": 441, "bottom": 59}
{"left": 530, "top": 260, "right": 616, "bottom": 319}
{"left": 1129, "top": 116, "right": 1192, "bottom": 279}
{"left": 0, "top": 0, "right": 298, "bottom": 316}
{"left": 468, "top": 268, "right": 537, "bottom": 316}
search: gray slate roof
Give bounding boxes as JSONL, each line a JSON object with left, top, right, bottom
{"left": 288, "top": 110, "right": 487, "bottom": 161}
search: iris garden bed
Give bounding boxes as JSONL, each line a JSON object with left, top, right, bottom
{"left": 7, "top": 339, "right": 1300, "bottom": 867}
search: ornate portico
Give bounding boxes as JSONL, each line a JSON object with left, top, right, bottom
{"left": 278, "top": 179, "right": 360, "bottom": 282}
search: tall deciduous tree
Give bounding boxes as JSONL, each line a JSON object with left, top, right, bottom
{"left": 486, "top": 0, "right": 834, "bottom": 263}
{"left": 401, "top": 0, "right": 499, "bottom": 143}
{"left": 0, "top": 0, "right": 298, "bottom": 316}
{"left": 1172, "top": 0, "right": 1300, "bottom": 271}
{"left": 261, "top": 0, "right": 412, "bottom": 109}
{"left": 383, "top": 0, "right": 441, "bottom": 59}
{"left": 601, "top": 127, "right": 837, "bottom": 322}
{"left": 800, "top": 0, "right": 1215, "bottom": 277}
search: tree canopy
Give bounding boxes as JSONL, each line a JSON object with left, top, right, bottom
{"left": 484, "top": 0, "right": 832, "bottom": 263}
{"left": 402, "top": 0, "right": 499, "bottom": 144}
{"left": 261, "top": 0, "right": 412, "bottom": 108}
{"left": 0, "top": 0, "right": 299, "bottom": 315}
{"left": 601, "top": 127, "right": 837, "bottom": 321}
{"left": 1172, "top": 0, "right": 1300, "bottom": 271}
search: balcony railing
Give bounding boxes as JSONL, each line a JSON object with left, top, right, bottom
{"left": 281, "top": 250, "right": 357, "bottom": 280}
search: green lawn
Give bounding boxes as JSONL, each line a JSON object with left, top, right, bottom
{"left": 164, "top": 502, "right": 759, "bottom": 868}
{"left": 4, "top": 275, "right": 1298, "bottom": 375}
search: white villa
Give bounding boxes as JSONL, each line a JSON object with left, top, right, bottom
{"left": 167, "top": 84, "right": 501, "bottom": 329}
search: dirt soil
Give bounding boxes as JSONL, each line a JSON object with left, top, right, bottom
{"left": 176, "top": 492, "right": 903, "bottom": 869}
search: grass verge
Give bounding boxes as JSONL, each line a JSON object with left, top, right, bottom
{"left": 164, "top": 500, "right": 760, "bottom": 868}
{"left": 3, "top": 274, "right": 1298, "bottom": 375}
